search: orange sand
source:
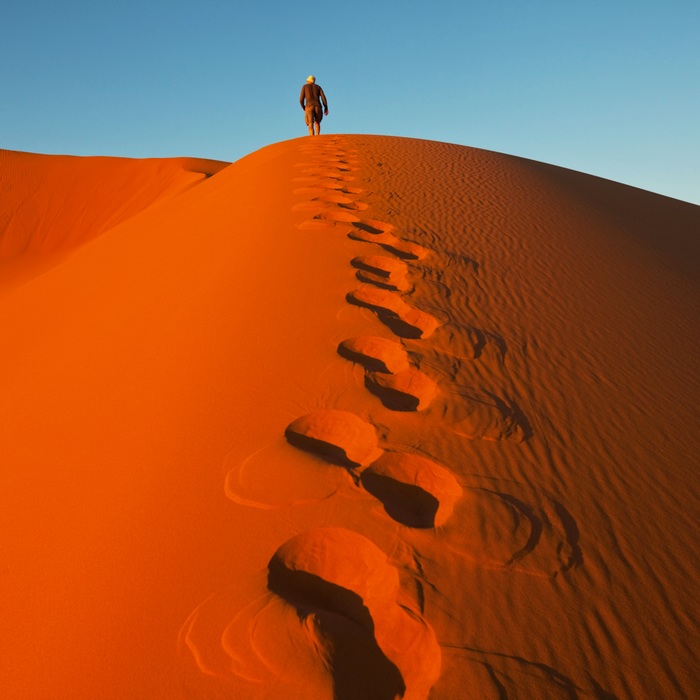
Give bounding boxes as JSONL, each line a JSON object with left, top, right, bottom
{"left": 1, "top": 137, "right": 698, "bottom": 699}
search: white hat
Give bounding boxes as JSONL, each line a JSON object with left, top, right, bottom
{"left": 306, "top": 75, "right": 316, "bottom": 83}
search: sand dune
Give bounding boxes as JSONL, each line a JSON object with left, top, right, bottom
{"left": 0, "top": 149, "right": 228, "bottom": 289}
{"left": 1, "top": 136, "right": 698, "bottom": 699}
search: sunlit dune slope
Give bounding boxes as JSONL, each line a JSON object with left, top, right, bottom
{"left": 1, "top": 135, "right": 698, "bottom": 700}
{"left": 0, "top": 149, "right": 229, "bottom": 287}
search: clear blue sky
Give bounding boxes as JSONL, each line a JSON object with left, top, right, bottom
{"left": 3, "top": 0, "right": 698, "bottom": 204}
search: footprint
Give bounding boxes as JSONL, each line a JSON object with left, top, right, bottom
{"left": 292, "top": 176, "right": 356, "bottom": 186}
{"left": 293, "top": 191, "right": 364, "bottom": 206}
{"left": 337, "top": 336, "right": 411, "bottom": 374}
{"left": 347, "top": 284, "right": 441, "bottom": 339}
{"left": 361, "top": 452, "right": 462, "bottom": 528}
{"left": 292, "top": 200, "right": 368, "bottom": 212}
{"left": 293, "top": 185, "right": 364, "bottom": 196}
{"left": 295, "top": 179, "right": 363, "bottom": 193}
{"left": 299, "top": 169, "right": 358, "bottom": 179}
{"left": 365, "top": 367, "right": 438, "bottom": 411}
{"left": 298, "top": 170, "right": 357, "bottom": 181}
{"left": 296, "top": 209, "right": 362, "bottom": 231}
{"left": 349, "top": 227, "right": 429, "bottom": 261}
{"left": 285, "top": 409, "right": 383, "bottom": 469}
{"left": 351, "top": 255, "right": 412, "bottom": 292}
{"left": 351, "top": 254, "right": 409, "bottom": 279}
{"left": 269, "top": 528, "right": 442, "bottom": 700}
{"left": 356, "top": 269, "right": 412, "bottom": 293}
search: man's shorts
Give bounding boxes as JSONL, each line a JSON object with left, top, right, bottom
{"left": 305, "top": 105, "right": 323, "bottom": 125}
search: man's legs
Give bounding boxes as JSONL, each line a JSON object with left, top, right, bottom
{"left": 305, "top": 107, "right": 314, "bottom": 136}
{"left": 309, "top": 106, "right": 323, "bottom": 135}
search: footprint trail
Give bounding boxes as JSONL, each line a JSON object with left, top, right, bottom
{"left": 181, "top": 135, "right": 582, "bottom": 699}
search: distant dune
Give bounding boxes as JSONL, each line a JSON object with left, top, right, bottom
{"left": 0, "top": 149, "right": 229, "bottom": 289}
{"left": 1, "top": 136, "right": 698, "bottom": 699}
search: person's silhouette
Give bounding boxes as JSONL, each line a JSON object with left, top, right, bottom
{"left": 299, "top": 75, "right": 329, "bottom": 136}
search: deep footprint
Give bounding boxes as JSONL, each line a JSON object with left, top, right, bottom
{"left": 352, "top": 255, "right": 412, "bottom": 292}
{"left": 268, "top": 528, "right": 442, "bottom": 699}
{"left": 365, "top": 367, "right": 438, "bottom": 411}
{"left": 292, "top": 200, "right": 368, "bottom": 212}
{"left": 347, "top": 284, "right": 441, "bottom": 339}
{"left": 351, "top": 254, "right": 409, "bottom": 279}
{"left": 285, "top": 409, "right": 383, "bottom": 468}
{"left": 361, "top": 452, "right": 463, "bottom": 527}
{"left": 293, "top": 185, "right": 364, "bottom": 196}
{"left": 348, "top": 228, "right": 429, "bottom": 261}
{"left": 338, "top": 336, "right": 410, "bottom": 374}
{"left": 297, "top": 209, "right": 361, "bottom": 230}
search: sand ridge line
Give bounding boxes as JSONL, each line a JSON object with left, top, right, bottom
{"left": 203, "top": 136, "right": 540, "bottom": 698}
{"left": 182, "top": 137, "right": 449, "bottom": 698}
{"left": 292, "top": 141, "right": 372, "bottom": 230}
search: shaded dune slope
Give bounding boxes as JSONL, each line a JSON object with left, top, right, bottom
{"left": 1, "top": 136, "right": 698, "bottom": 700}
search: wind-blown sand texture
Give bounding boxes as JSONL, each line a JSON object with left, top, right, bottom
{"left": 1, "top": 137, "right": 698, "bottom": 699}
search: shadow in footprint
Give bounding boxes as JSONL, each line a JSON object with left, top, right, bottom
{"left": 365, "top": 452, "right": 462, "bottom": 528}
{"left": 269, "top": 561, "right": 374, "bottom": 630}
{"left": 345, "top": 293, "right": 425, "bottom": 339}
{"left": 365, "top": 368, "right": 437, "bottom": 412}
{"left": 337, "top": 337, "right": 410, "bottom": 375}
{"left": 268, "top": 528, "right": 442, "bottom": 696}
{"left": 361, "top": 471, "right": 440, "bottom": 528}
{"left": 356, "top": 269, "right": 411, "bottom": 293}
{"left": 376, "top": 315, "right": 426, "bottom": 340}
{"left": 364, "top": 376, "right": 421, "bottom": 411}
{"left": 268, "top": 562, "right": 406, "bottom": 700}
{"left": 352, "top": 221, "right": 386, "bottom": 235}
{"left": 284, "top": 431, "right": 359, "bottom": 470}
{"left": 284, "top": 410, "right": 382, "bottom": 470}
{"left": 320, "top": 612, "right": 407, "bottom": 700}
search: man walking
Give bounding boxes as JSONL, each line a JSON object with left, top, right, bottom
{"left": 299, "top": 75, "right": 329, "bottom": 136}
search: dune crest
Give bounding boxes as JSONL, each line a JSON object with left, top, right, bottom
{"left": 1, "top": 135, "right": 698, "bottom": 700}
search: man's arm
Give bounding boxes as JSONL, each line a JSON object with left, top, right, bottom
{"left": 299, "top": 85, "right": 306, "bottom": 109}
{"left": 319, "top": 87, "right": 328, "bottom": 114}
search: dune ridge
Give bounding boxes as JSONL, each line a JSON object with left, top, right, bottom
{"left": 0, "top": 149, "right": 229, "bottom": 289}
{"left": 1, "top": 136, "right": 698, "bottom": 699}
